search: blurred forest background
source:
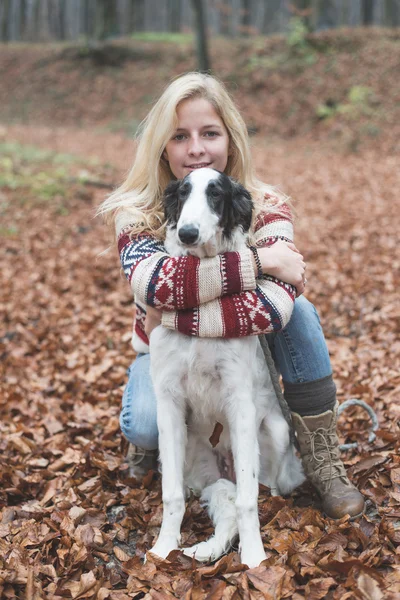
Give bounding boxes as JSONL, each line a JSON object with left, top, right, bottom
{"left": 1, "top": 0, "right": 400, "bottom": 41}
{"left": 1, "top": 1, "right": 399, "bottom": 598}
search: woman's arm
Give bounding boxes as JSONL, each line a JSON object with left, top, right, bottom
{"left": 160, "top": 276, "right": 296, "bottom": 338}
{"left": 155, "top": 204, "right": 303, "bottom": 338}
{"left": 118, "top": 228, "right": 256, "bottom": 311}
{"left": 257, "top": 242, "right": 306, "bottom": 296}
{"left": 118, "top": 200, "right": 300, "bottom": 311}
{"left": 250, "top": 203, "right": 306, "bottom": 295}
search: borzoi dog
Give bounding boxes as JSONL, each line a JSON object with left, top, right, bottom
{"left": 149, "top": 168, "right": 304, "bottom": 568}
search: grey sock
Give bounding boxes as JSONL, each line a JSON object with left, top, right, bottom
{"left": 283, "top": 374, "right": 337, "bottom": 417}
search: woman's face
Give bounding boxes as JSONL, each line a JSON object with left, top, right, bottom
{"left": 163, "top": 97, "right": 231, "bottom": 180}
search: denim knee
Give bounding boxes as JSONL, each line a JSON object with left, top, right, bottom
{"left": 272, "top": 295, "right": 332, "bottom": 383}
{"left": 286, "top": 295, "right": 323, "bottom": 345}
{"left": 120, "top": 355, "right": 159, "bottom": 450}
{"left": 120, "top": 407, "right": 158, "bottom": 450}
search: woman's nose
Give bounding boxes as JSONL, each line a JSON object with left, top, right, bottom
{"left": 188, "top": 135, "right": 205, "bottom": 156}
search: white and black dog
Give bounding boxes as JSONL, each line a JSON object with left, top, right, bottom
{"left": 149, "top": 168, "right": 304, "bottom": 568}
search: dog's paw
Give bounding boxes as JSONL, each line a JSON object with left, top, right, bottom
{"left": 149, "top": 536, "right": 179, "bottom": 560}
{"left": 240, "top": 542, "right": 267, "bottom": 569}
{"left": 183, "top": 539, "right": 225, "bottom": 563}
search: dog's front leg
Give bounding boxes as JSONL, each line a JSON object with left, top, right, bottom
{"left": 228, "top": 386, "right": 266, "bottom": 568}
{"left": 149, "top": 393, "right": 187, "bottom": 560}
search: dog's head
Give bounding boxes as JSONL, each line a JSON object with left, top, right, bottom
{"left": 163, "top": 168, "right": 253, "bottom": 252}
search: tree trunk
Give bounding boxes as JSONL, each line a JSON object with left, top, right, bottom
{"left": 95, "top": 0, "right": 118, "bottom": 41}
{"left": 1, "top": 0, "right": 11, "bottom": 41}
{"left": 340, "top": 0, "right": 350, "bottom": 26}
{"left": 130, "top": 0, "right": 146, "bottom": 33}
{"left": 37, "top": 0, "right": 51, "bottom": 42}
{"left": 218, "top": 0, "right": 232, "bottom": 36}
{"left": 262, "top": 0, "right": 280, "bottom": 34}
{"left": 361, "top": 0, "right": 374, "bottom": 25}
{"left": 384, "top": 0, "right": 400, "bottom": 26}
{"left": 315, "top": 0, "right": 336, "bottom": 30}
{"left": 191, "top": 0, "right": 210, "bottom": 72}
{"left": 58, "top": 0, "right": 67, "bottom": 40}
{"left": 241, "top": 0, "right": 251, "bottom": 35}
{"left": 168, "top": 0, "right": 182, "bottom": 32}
{"left": 20, "top": 0, "right": 27, "bottom": 40}
{"left": 81, "top": 0, "right": 91, "bottom": 39}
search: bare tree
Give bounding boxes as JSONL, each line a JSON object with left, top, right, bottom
{"left": 384, "top": 0, "right": 400, "bottom": 26}
{"left": 0, "top": 0, "right": 11, "bottom": 42}
{"left": 36, "top": 0, "right": 51, "bottom": 42}
{"left": 314, "top": 0, "right": 336, "bottom": 30}
{"left": 218, "top": 0, "right": 233, "bottom": 36}
{"left": 2, "top": 0, "right": 399, "bottom": 44}
{"left": 361, "top": 0, "right": 375, "bottom": 25}
{"left": 191, "top": 0, "right": 210, "bottom": 72}
{"left": 168, "top": 0, "right": 182, "bottom": 32}
{"left": 240, "top": 0, "right": 251, "bottom": 35}
{"left": 95, "top": 0, "right": 118, "bottom": 40}
{"left": 129, "top": 0, "right": 146, "bottom": 33}
{"left": 262, "top": 0, "right": 281, "bottom": 34}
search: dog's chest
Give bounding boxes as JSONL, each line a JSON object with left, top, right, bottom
{"left": 182, "top": 340, "right": 228, "bottom": 415}
{"left": 168, "top": 333, "right": 258, "bottom": 420}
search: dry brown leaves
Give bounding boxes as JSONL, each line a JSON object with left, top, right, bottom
{"left": 1, "top": 32, "right": 399, "bottom": 598}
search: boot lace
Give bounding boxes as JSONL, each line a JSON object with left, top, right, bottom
{"left": 308, "top": 428, "right": 347, "bottom": 491}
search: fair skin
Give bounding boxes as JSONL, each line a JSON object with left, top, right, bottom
{"left": 145, "top": 97, "right": 306, "bottom": 336}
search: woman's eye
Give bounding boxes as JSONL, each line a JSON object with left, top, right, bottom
{"left": 173, "top": 134, "right": 186, "bottom": 141}
{"left": 205, "top": 131, "right": 218, "bottom": 138}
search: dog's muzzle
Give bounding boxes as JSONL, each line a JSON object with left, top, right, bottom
{"left": 178, "top": 224, "right": 199, "bottom": 246}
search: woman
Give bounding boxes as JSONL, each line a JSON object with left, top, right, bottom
{"left": 99, "top": 72, "right": 364, "bottom": 519}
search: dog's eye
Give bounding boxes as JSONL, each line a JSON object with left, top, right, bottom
{"left": 210, "top": 189, "right": 221, "bottom": 199}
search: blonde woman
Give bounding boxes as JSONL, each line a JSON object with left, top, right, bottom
{"left": 99, "top": 72, "right": 364, "bottom": 519}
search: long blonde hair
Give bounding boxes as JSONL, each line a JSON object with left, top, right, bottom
{"left": 98, "top": 72, "right": 289, "bottom": 239}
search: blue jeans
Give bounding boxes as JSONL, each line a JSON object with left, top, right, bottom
{"left": 120, "top": 296, "right": 332, "bottom": 449}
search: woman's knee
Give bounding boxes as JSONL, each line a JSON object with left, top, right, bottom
{"left": 276, "top": 295, "right": 332, "bottom": 382}
{"left": 291, "top": 295, "right": 320, "bottom": 327}
{"left": 120, "top": 408, "right": 158, "bottom": 450}
{"left": 285, "top": 296, "right": 324, "bottom": 342}
{"left": 120, "top": 354, "right": 158, "bottom": 450}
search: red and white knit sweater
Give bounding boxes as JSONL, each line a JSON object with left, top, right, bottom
{"left": 116, "top": 199, "right": 296, "bottom": 354}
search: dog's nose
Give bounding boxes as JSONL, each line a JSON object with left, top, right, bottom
{"left": 178, "top": 225, "right": 199, "bottom": 245}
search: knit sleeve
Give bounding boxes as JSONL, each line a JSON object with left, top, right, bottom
{"left": 253, "top": 199, "right": 294, "bottom": 247}
{"left": 160, "top": 200, "right": 296, "bottom": 337}
{"left": 161, "top": 277, "right": 295, "bottom": 338}
{"left": 118, "top": 229, "right": 256, "bottom": 310}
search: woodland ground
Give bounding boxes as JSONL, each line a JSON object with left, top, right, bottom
{"left": 0, "top": 29, "right": 399, "bottom": 599}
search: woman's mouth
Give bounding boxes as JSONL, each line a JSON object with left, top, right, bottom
{"left": 185, "top": 163, "right": 211, "bottom": 169}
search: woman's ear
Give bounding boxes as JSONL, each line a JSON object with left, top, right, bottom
{"left": 162, "top": 149, "right": 169, "bottom": 162}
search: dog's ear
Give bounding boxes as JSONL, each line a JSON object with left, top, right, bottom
{"left": 163, "top": 180, "right": 181, "bottom": 227}
{"left": 231, "top": 180, "right": 254, "bottom": 233}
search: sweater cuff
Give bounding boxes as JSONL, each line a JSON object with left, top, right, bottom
{"left": 241, "top": 248, "right": 257, "bottom": 289}
{"left": 161, "top": 310, "right": 177, "bottom": 330}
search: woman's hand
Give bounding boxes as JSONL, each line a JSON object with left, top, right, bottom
{"left": 145, "top": 306, "right": 162, "bottom": 337}
{"left": 257, "top": 241, "right": 306, "bottom": 296}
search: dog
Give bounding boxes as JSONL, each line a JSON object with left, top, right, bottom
{"left": 148, "top": 168, "right": 304, "bottom": 568}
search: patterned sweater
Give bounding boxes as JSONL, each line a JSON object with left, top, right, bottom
{"left": 116, "top": 199, "right": 296, "bottom": 353}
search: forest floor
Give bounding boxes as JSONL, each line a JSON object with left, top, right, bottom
{"left": 0, "top": 29, "right": 399, "bottom": 599}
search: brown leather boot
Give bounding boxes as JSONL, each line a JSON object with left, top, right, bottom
{"left": 126, "top": 443, "right": 158, "bottom": 480}
{"left": 291, "top": 403, "right": 364, "bottom": 519}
